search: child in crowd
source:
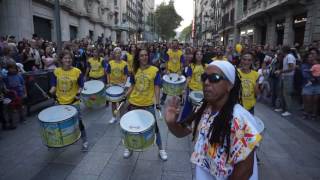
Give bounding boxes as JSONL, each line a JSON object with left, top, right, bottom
{"left": 3, "top": 63, "right": 26, "bottom": 129}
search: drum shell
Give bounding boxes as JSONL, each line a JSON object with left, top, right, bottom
{"left": 120, "top": 110, "right": 155, "bottom": 151}
{"left": 81, "top": 81, "right": 106, "bottom": 108}
{"left": 121, "top": 124, "right": 155, "bottom": 151}
{"left": 105, "top": 86, "right": 125, "bottom": 102}
{"left": 162, "top": 76, "right": 186, "bottom": 96}
{"left": 38, "top": 108, "right": 81, "bottom": 148}
{"left": 81, "top": 87, "right": 106, "bottom": 108}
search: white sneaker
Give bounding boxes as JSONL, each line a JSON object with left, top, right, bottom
{"left": 281, "top": 111, "right": 291, "bottom": 117}
{"left": 159, "top": 149, "right": 168, "bottom": 161}
{"left": 274, "top": 108, "right": 283, "bottom": 112}
{"left": 81, "top": 141, "right": 89, "bottom": 151}
{"left": 123, "top": 148, "right": 132, "bottom": 158}
{"left": 109, "top": 117, "right": 116, "bottom": 124}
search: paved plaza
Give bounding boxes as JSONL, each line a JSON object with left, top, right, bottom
{"left": 0, "top": 102, "right": 320, "bottom": 180}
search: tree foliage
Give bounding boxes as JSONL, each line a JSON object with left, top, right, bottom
{"left": 179, "top": 23, "right": 192, "bottom": 42}
{"left": 154, "top": 1, "right": 183, "bottom": 41}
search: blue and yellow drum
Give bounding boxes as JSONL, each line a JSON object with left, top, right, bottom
{"left": 120, "top": 110, "right": 155, "bottom": 151}
{"left": 38, "top": 105, "right": 81, "bottom": 148}
{"left": 81, "top": 80, "right": 106, "bottom": 108}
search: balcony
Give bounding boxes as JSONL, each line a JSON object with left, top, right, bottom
{"left": 236, "top": 0, "right": 292, "bottom": 23}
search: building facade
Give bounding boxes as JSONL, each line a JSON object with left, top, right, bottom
{"left": 195, "top": 0, "right": 320, "bottom": 47}
{"left": 0, "top": 0, "right": 156, "bottom": 45}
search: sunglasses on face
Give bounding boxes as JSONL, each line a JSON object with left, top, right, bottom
{"left": 201, "top": 73, "right": 227, "bottom": 83}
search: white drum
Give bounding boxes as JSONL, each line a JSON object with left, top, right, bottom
{"left": 105, "top": 85, "right": 125, "bottom": 102}
{"left": 162, "top": 73, "right": 186, "bottom": 96}
{"left": 38, "top": 105, "right": 80, "bottom": 148}
{"left": 120, "top": 110, "right": 155, "bottom": 151}
{"left": 188, "top": 91, "right": 204, "bottom": 106}
{"left": 81, "top": 80, "right": 106, "bottom": 108}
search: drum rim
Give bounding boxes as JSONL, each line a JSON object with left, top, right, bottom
{"left": 120, "top": 109, "right": 155, "bottom": 133}
{"left": 82, "top": 80, "right": 105, "bottom": 95}
{"left": 38, "top": 105, "right": 77, "bottom": 123}
{"left": 106, "top": 85, "right": 124, "bottom": 96}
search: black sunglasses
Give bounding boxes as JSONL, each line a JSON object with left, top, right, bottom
{"left": 201, "top": 73, "right": 227, "bottom": 83}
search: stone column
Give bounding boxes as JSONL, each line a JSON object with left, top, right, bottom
{"left": 121, "top": 31, "right": 128, "bottom": 45}
{"left": 60, "top": 10, "right": 70, "bottom": 41}
{"left": 253, "top": 25, "right": 261, "bottom": 45}
{"left": 0, "top": 0, "right": 33, "bottom": 40}
{"left": 111, "top": 30, "right": 117, "bottom": 43}
{"left": 304, "top": 0, "right": 320, "bottom": 45}
{"left": 266, "top": 17, "right": 276, "bottom": 47}
{"left": 233, "top": 25, "right": 240, "bottom": 46}
{"left": 283, "top": 11, "right": 294, "bottom": 46}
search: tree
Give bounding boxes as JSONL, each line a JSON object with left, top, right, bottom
{"left": 179, "top": 24, "right": 192, "bottom": 42}
{"left": 154, "top": 0, "right": 183, "bottom": 41}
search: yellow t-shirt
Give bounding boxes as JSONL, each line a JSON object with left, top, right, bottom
{"left": 54, "top": 67, "right": 81, "bottom": 105}
{"left": 238, "top": 69, "right": 259, "bottom": 110}
{"left": 126, "top": 53, "right": 134, "bottom": 73}
{"left": 108, "top": 60, "right": 128, "bottom": 84}
{"left": 188, "top": 64, "right": 207, "bottom": 91}
{"left": 129, "top": 66, "right": 159, "bottom": 107}
{"left": 167, "top": 49, "right": 183, "bottom": 73}
{"left": 88, "top": 57, "right": 105, "bottom": 78}
{"left": 212, "top": 56, "right": 227, "bottom": 61}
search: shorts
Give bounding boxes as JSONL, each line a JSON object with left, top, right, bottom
{"left": 302, "top": 85, "right": 320, "bottom": 95}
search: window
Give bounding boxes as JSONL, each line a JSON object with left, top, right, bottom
{"left": 114, "top": 0, "right": 117, "bottom": 6}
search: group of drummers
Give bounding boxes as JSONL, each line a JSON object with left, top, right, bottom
{"left": 45, "top": 39, "right": 193, "bottom": 160}
{"left": 41, "top": 39, "right": 263, "bottom": 180}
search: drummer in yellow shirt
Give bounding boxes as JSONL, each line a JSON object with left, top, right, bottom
{"left": 107, "top": 47, "right": 128, "bottom": 123}
{"left": 86, "top": 48, "right": 107, "bottom": 81}
{"left": 49, "top": 50, "right": 88, "bottom": 151}
{"left": 160, "top": 39, "right": 185, "bottom": 105}
{"left": 238, "top": 52, "right": 261, "bottom": 114}
{"left": 124, "top": 44, "right": 137, "bottom": 75}
{"left": 180, "top": 50, "right": 207, "bottom": 121}
{"left": 124, "top": 48, "right": 168, "bottom": 161}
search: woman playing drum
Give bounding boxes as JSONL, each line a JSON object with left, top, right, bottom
{"left": 124, "top": 48, "right": 168, "bottom": 160}
{"left": 180, "top": 50, "right": 207, "bottom": 121}
{"left": 86, "top": 48, "right": 107, "bottom": 82}
{"left": 49, "top": 50, "right": 89, "bottom": 151}
{"left": 107, "top": 47, "right": 128, "bottom": 124}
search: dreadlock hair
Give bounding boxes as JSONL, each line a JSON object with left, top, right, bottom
{"left": 185, "top": 67, "right": 242, "bottom": 160}
{"left": 133, "top": 48, "right": 150, "bottom": 75}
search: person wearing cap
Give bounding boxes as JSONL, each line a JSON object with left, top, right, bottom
{"left": 106, "top": 47, "right": 128, "bottom": 124}
{"left": 164, "top": 61, "right": 261, "bottom": 180}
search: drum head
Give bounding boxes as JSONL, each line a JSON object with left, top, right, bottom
{"left": 163, "top": 73, "right": 186, "bottom": 84}
{"left": 120, "top": 110, "right": 155, "bottom": 133}
{"left": 254, "top": 116, "right": 265, "bottom": 133}
{"left": 82, "top": 80, "right": 105, "bottom": 95}
{"left": 38, "top": 105, "right": 77, "bottom": 123}
{"left": 106, "top": 85, "right": 124, "bottom": 95}
{"left": 189, "top": 91, "right": 203, "bottom": 103}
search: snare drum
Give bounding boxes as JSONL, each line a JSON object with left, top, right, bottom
{"left": 81, "top": 80, "right": 106, "bottom": 108}
{"left": 162, "top": 73, "right": 186, "bottom": 96}
{"left": 38, "top": 105, "right": 81, "bottom": 148}
{"left": 188, "top": 91, "right": 204, "bottom": 106}
{"left": 120, "top": 110, "right": 155, "bottom": 151}
{"left": 105, "top": 85, "right": 125, "bottom": 102}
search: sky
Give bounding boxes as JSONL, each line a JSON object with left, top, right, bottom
{"left": 154, "top": 0, "right": 193, "bottom": 32}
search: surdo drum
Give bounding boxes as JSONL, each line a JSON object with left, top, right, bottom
{"left": 162, "top": 73, "right": 186, "bottom": 96}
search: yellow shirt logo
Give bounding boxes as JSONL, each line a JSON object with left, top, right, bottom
{"left": 238, "top": 69, "right": 259, "bottom": 110}
{"left": 54, "top": 67, "right": 81, "bottom": 104}
{"left": 109, "top": 60, "right": 127, "bottom": 84}
{"left": 129, "top": 66, "right": 158, "bottom": 106}
{"left": 88, "top": 57, "right": 104, "bottom": 78}
{"left": 167, "top": 49, "right": 183, "bottom": 73}
{"left": 189, "top": 64, "right": 206, "bottom": 91}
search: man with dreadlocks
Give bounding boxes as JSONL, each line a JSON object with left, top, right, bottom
{"left": 164, "top": 61, "right": 261, "bottom": 180}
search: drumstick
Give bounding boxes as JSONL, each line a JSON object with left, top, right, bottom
{"left": 34, "top": 82, "right": 50, "bottom": 99}
{"left": 114, "top": 101, "right": 125, "bottom": 115}
{"left": 157, "top": 109, "right": 163, "bottom": 121}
